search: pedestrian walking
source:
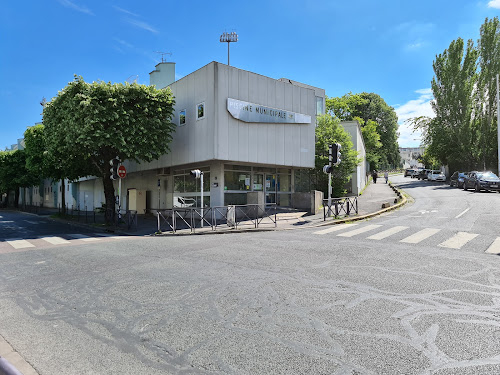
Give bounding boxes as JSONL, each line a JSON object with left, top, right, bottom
{"left": 372, "top": 170, "right": 378, "bottom": 184}
{"left": 384, "top": 171, "right": 389, "bottom": 184}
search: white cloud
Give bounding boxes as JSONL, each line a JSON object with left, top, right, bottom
{"left": 488, "top": 0, "right": 500, "bottom": 9}
{"left": 394, "top": 88, "right": 435, "bottom": 147}
{"left": 125, "top": 18, "right": 158, "bottom": 34}
{"left": 113, "top": 6, "right": 139, "bottom": 17}
{"left": 57, "top": 0, "right": 94, "bottom": 15}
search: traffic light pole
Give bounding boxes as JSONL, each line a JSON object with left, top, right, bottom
{"left": 328, "top": 144, "right": 332, "bottom": 211}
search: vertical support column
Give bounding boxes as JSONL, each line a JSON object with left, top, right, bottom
{"left": 328, "top": 144, "right": 333, "bottom": 211}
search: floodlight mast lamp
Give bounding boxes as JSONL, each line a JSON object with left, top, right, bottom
{"left": 220, "top": 32, "right": 238, "bottom": 66}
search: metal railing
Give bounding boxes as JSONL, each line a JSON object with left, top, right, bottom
{"left": 323, "top": 196, "right": 358, "bottom": 220}
{"left": 156, "top": 203, "right": 277, "bottom": 233}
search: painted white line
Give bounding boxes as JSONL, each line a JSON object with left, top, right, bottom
{"left": 24, "top": 220, "right": 39, "bottom": 224}
{"left": 438, "top": 232, "right": 478, "bottom": 249}
{"left": 455, "top": 208, "right": 470, "bottom": 219}
{"left": 41, "top": 236, "right": 70, "bottom": 245}
{"left": 6, "top": 239, "right": 35, "bottom": 249}
{"left": 67, "top": 234, "right": 101, "bottom": 242}
{"left": 486, "top": 237, "right": 500, "bottom": 254}
{"left": 367, "top": 226, "right": 409, "bottom": 240}
{"left": 400, "top": 228, "right": 441, "bottom": 244}
{"left": 337, "top": 224, "right": 382, "bottom": 238}
{"left": 313, "top": 223, "right": 359, "bottom": 235}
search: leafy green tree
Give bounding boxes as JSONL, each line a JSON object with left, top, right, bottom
{"left": 314, "top": 114, "right": 360, "bottom": 197}
{"left": 42, "top": 76, "right": 176, "bottom": 224}
{"left": 0, "top": 150, "right": 34, "bottom": 207}
{"left": 326, "top": 92, "right": 399, "bottom": 169}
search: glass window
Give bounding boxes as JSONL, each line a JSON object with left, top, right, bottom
{"left": 224, "top": 164, "right": 251, "bottom": 171}
{"left": 254, "top": 167, "right": 275, "bottom": 173}
{"left": 224, "top": 193, "right": 247, "bottom": 205}
{"left": 179, "top": 109, "right": 186, "bottom": 126}
{"left": 184, "top": 177, "right": 197, "bottom": 192}
{"left": 224, "top": 171, "right": 251, "bottom": 191}
{"left": 197, "top": 102, "right": 205, "bottom": 120}
{"left": 316, "top": 96, "right": 324, "bottom": 116}
{"left": 278, "top": 174, "right": 291, "bottom": 192}
{"left": 252, "top": 174, "right": 263, "bottom": 191}
{"left": 174, "top": 175, "right": 185, "bottom": 193}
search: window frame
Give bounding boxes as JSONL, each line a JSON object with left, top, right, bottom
{"left": 179, "top": 109, "right": 186, "bottom": 126}
{"left": 196, "top": 102, "right": 205, "bottom": 120}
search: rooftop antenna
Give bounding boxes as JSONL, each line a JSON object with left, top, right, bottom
{"left": 220, "top": 31, "right": 238, "bottom": 66}
{"left": 154, "top": 51, "right": 172, "bottom": 63}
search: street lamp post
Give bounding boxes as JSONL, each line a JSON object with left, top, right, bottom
{"left": 220, "top": 32, "right": 238, "bottom": 66}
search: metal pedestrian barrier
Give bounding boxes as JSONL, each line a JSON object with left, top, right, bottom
{"left": 323, "top": 196, "right": 358, "bottom": 220}
{"left": 156, "top": 203, "right": 277, "bottom": 233}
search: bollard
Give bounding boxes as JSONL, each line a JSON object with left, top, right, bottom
{"left": 0, "top": 356, "right": 24, "bottom": 375}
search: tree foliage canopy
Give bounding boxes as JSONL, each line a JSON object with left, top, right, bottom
{"left": 42, "top": 76, "right": 176, "bottom": 222}
{"left": 314, "top": 114, "right": 360, "bottom": 197}
{"left": 326, "top": 92, "right": 399, "bottom": 169}
{"left": 414, "top": 17, "right": 500, "bottom": 173}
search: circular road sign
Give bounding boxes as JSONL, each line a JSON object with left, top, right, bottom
{"left": 118, "top": 165, "right": 127, "bottom": 178}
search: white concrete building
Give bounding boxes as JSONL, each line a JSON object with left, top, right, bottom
{"left": 78, "top": 61, "right": 326, "bottom": 212}
{"left": 341, "top": 121, "right": 367, "bottom": 195}
{"left": 399, "top": 147, "right": 425, "bottom": 169}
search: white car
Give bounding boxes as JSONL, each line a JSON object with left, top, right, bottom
{"left": 428, "top": 170, "right": 446, "bottom": 181}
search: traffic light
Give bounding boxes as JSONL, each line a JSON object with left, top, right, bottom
{"left": 190, "top": 169, "right": 203, "bottom": 179}
{"left": 109, "top": 158, "right": 120, "bottom": 180}
{"left": 332, "top": 143, "right": 342, "bottom": 165}
{"left": 323, "top": 165, "right": 333, "bottom": 174}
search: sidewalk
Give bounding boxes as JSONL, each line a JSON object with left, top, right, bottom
{"left": 13, "top": 178, "right": 404, "bottom": 237}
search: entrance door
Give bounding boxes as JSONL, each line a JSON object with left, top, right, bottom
{"left": 265, "top": 174, "right": 276, "bottom": 204}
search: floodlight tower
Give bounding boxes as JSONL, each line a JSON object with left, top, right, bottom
{"left": 220, "top": 31, "right": 238, "bottom": 66}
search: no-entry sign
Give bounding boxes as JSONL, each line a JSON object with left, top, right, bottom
{"left": 118, "top": 165, "right": 127, "bottom": 178}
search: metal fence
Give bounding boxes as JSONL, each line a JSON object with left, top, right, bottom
{"left": 323, "top": 196, "right": 358, "bottom": 220}
{"left": 156, "top": 204, "right": 278, "bottom": 233}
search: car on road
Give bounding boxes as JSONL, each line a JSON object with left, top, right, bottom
{"left": 404, "top": 169, "right": 414, "bottom": 177}
{"left": 449, "top": 171, "right": 467, "bottom": 188}
{"left": 411, "top": 169, "right": 421, "bottom": 178}
{"left": 463, "top": 171, "right": 500, "bottom": 192}
{"left": 428, "top": 170, "right": 446, "bottom": 182}
{"left": 417, "top": 169, "right": 430, "bottom": 180}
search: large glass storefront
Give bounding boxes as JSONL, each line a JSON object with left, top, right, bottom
{"left": 223, "top": 165, "right": 292, "bottom": 206}
{"left": 173, "top": 167, "right": 210, "bottom": 207}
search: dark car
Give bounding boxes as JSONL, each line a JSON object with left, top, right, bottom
{"left": 463, "top": 171, "right": 500, "bottom": 192}
{"left": 449, "top": 171, "right": 466, "bottom": 188}
{"left": 418, "top": 169, "right": 430, "bottom": 180}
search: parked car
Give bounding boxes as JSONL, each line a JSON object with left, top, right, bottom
{"left": 449, "top": 171, "right": 467, "bottom": 188}
{"left": 463, "top": 171, "right": 500, "bottom": 192}
{"left": 418, "top": 169, "right": 430, "bottom": 180}
{"left": 404, "top": 169, "right": 414, "bottom": 177}
{"left": 411, "top": 169, "right": 421, "bottom": 178}
{"left": 428, "top": 170, "right": 446, "bottom": 182}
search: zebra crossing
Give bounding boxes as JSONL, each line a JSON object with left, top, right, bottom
{"left": 313, "top": 223, "right": 500, "bottom": 254}
{"left": 2, "top": 233, "right": 128, "bottom": 251}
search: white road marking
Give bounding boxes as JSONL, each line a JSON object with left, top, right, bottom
{"left": 6, "top": 239, "right": 35, "bottom": 249}
{"left": 313, "top": 223, "right": 359, "bottom": 235}
{"left": 400, "top": 228, "right": 441, "bottom": 244}
{"left": 455, "top": 208, "right": 470, "bottom": 219}
{"left": 438, "top": 232, "right": 478, "bottom": 249}
{"left": 67, "top": 234, "right": 101, "bottom": 242}
{"left": 337, "top": 224, "right": 382, "bottom": 237}
{"left": 24, "top": 220, "right": 39, "bottom": 224}
{"left": 41, "top": 236, "right": 70, "bottom": 245}
{"left": 0, "top": 221, "right": 14, "bottom": 223}
{"left": 485, "top": 237, "right": 500, "bottom": 254}
{"left": 367, "top": 226, "right": 409, "bottom": 240}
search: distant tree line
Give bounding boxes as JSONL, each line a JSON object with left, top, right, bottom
{"left": 410, "top": 17, "right": 500, "bottom": 173}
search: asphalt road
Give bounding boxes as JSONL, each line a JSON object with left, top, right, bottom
{"left": 1, "top": 175, "right": 500, "bottom": 374}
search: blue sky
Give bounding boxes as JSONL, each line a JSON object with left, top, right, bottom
{"left": 2, "top": 0, "right": 500, "bottom": 150}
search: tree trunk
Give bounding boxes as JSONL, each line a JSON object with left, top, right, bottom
{"left": 102, "top": 174, "right": 116, "bottom": 225}
{"left": 14, "top": 189, "right": 19, "bottom": 208}
{"left": 61, "top": 179, "right": 66, "bottom": 215}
